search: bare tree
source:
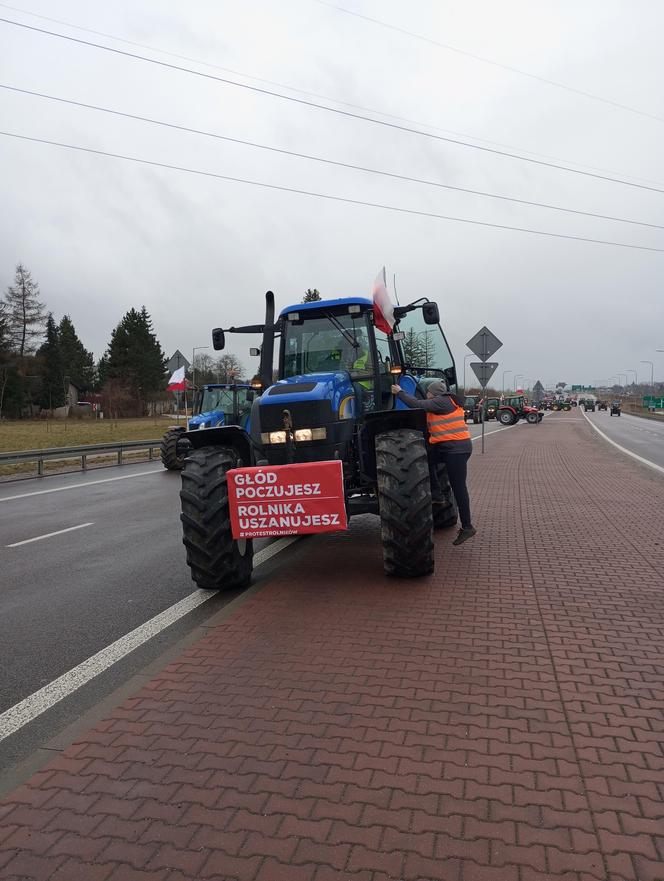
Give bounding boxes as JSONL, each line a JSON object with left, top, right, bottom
{"left": 216, "top": 353, "right": 244, "bottom": 383}
{"left": 5, "top": 264, "right": 46, "bottom": 357}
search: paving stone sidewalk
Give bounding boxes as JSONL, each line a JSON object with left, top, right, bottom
{"left": 1, "top": 414, "right": 663, "bottom": 881}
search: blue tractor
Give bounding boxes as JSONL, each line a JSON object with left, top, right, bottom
{"left": 179, "top": 291, "right": 459, "bottom": 586}
{"left": 161, "top": 383, "right": 255, "bottom": 470}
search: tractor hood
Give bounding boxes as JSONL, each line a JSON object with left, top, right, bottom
{"left": 188, "top": 409, "right": 226, "bottom": 429}
{"left": 259, "top": 372, "right": 355, "bottom": 422}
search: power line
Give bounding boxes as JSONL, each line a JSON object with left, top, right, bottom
{"left": 2, "top": 130, "right": 662, "bottom": 253}
{"left": 2, "top": 1, "right": 660, "bottom": 188}
{"left": 2, "top": 16, "right": 664, "bottom": 197}
{"left": 4, "top": 82, "right": 664, "bottom": 231}
{"left": 313, "top": 0, "right": 664, "bottom": 125}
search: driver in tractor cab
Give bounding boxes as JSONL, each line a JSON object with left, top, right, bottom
{"left": 391, "top": 379, "right": 476, "bottom": 546}
{"left": 348, "top": 336, "right": 374, "bottom": 414}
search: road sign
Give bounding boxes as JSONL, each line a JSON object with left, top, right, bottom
{"left": 466, "top": 327, "right": 503, "bottom": 362}
{"left": 470, "top": 362, "right": 498, "bottom": 388}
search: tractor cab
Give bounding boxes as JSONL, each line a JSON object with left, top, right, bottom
{"left": 209, "top": 294, "right": 456, "bottom": 468}
{"left": 189, "top": 384, "right": 254, "bottom": 432}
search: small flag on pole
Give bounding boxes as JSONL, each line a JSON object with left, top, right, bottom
{"left": 371, "top": 267, "right": 395, "bottom": 334}
{"left": 167, "top": 366, "right": 186, "bottom": 391}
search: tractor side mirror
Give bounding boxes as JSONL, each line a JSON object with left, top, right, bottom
{"left": 212, "top": 328, "right": 225, "bottom": 350}
{"left": 444, "top": 366, "right": 457, "bottom": 388}
{"left": 249, "top": 347, "right": 261, "bottom": 356}
{"left": 422, "top": 302, "right": 440, "bottom": 325}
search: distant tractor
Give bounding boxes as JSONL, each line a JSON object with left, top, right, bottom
{"left": 473, "top": 396, "right": 499, "bottom": 423}
{"left": 610, "top": 400, "right": 621, "bottom": 416}
{"left": 161, "top": 384, "right": 255, "bottom": 470}
{"left": 597, "top": 400, "right": 608, "bottom": 411}
{"left": 497, "top": 394, "right": 543, "bottom": 425}
{"left": 584, "top": 400, "right": 596, "bottom": 412}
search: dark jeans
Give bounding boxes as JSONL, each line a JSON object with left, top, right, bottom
{"left": 428, "top": 447, "right": 473, "bottom": 529}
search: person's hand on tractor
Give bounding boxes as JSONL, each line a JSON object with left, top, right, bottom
{"left": 391, "top": 384, "right": 402, "bottom": 395}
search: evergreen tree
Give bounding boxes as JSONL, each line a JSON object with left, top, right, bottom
{"left": 103, "top": 306, "right": 166, "bottom": 413}
{"left": 402, "top": 329, "right": 424, "bottom": 366}
{"left": 0, "top": 301, "right": 17, "bottom": 418}
{"left": 303, "top": 288, "right": 321, "bottom": 302}
{"left": 59, "top": 315, "right": 96, "bottom": 390}
{"left": 4, "top": 264, "right": 46, "bottom": 356}
{"left": 38, "top": 314, "right": 66, "bottom": 409}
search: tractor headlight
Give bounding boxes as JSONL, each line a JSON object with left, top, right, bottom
{"left": 294, "top": 428, "right": 327, "bottom": 442}
{"left": 260, "top": 427, "right": 327, "bottom": 444}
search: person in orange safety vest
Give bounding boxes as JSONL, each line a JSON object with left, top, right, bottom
{"left": 391, "top": 378, "right": 476, "bottom": 546}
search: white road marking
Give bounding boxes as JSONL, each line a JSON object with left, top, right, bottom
{"left": 581, "top": 409, "right": 664, "bottom": 476}
{"left": 0, "top": 536, "right": 299, "bottom": 743}
{"left": 0, "top": 468, "right": 162, "bottom": 503}
{"left": 7, "top": 522, "right": 94, "bottom": 548}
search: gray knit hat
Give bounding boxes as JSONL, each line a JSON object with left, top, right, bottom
{"left": 427, "top": 380, "right": 448, "bottom": 396}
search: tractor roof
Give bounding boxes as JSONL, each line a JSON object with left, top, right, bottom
{"left": 279, "top": 297, "right": 372, "bottom": 317}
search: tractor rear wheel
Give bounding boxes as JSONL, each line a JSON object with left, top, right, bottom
{"left": 161, "top": 427, "right": 187, "bottom": 470}
{"left": 180, "top": 445, "right": 253, "bottom": 590}
{"left": 376, "top": 429, "right": 434, "bottom": 577}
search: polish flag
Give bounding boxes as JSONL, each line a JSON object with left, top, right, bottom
{"left": 167, "top": 366, "right": 186, "bottom": 391}
{"left": 371, "top": 267, "right": 395, "bottom": 334}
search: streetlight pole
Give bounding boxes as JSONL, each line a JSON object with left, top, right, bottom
{"left": 624, "top": 369, "right": 638, "bottom": 389}
{"left": 502, "top": 369, "right": 512, "bottom": 396}
{"left": 641, "top": 360, "right": 654, "bottom": 392}
{"left": 616, "top": 373, "right": 627, "bottom": 388}
{"left": 463, "top": 353, "right": 473, "bottom": 394}
{"left": 514, "top": 374, "right": 523, "bottom": 392}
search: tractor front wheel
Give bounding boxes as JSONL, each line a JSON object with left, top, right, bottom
{"left": 376, "top": 429, "right": 434, "bottom": 577}
{"left": 161, "top": 427, "right": 187, "bottom": 470}
{"left": 526, "top": 412, "right": 539, "bottom": 424}
{"left": 180, "top": 445, "right": 254, "bottom": 590}
{"left": 498, "top": 410, "right": 515, "bottom": 426}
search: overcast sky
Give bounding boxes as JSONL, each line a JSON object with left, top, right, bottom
{"left": 1, "top": 0, "right": 663, "bottom": 389}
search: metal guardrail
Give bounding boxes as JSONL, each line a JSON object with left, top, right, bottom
{"left": 0, "top": 439, "right": 163, "bottom": 477}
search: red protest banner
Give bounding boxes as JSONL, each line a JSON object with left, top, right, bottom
{"left": 228, "top": 460, "right": 347, "bottom": 540}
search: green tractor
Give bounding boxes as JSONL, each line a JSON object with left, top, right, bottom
{"left": 178, "top": 291, "right": 459, "bottom": 588}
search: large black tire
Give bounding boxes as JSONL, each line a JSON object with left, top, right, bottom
{"left": 526, "top": 412, "right": 539, "bottom": 424}
{"left": 180, "top": 446, "right": 253, "bottom": 590}
{"left": 432, "top": 463, "right": 458, "bottom": 530}
{"left": 376, "top": 429, "right": 434, "bottom": 577}
{"left": 161, "top": 427, "right": 187, "bottom": 470}
{"left": 498, "top": 410, "right": 516, "bottom": 426}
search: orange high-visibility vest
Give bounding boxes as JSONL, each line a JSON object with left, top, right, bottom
{"left": 427, "top": 403, "right": 471, "bottom": 443}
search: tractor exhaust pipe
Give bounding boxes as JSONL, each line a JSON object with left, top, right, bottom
{"left": 259, "top": 291, "right": 275, "bottom": 391}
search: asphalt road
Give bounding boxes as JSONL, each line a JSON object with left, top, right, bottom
{"left": 0, "top": 420, "right": 508, "bottom": 778}
{"left": 583, "top": 408, "right": 664, "bottom": 469}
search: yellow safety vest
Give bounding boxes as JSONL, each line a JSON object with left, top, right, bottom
{"left": 427, "top": 403, "right": 471, "bottom": 443}
{"left": 353, "top": 352, "right": 372, "bottom": 390}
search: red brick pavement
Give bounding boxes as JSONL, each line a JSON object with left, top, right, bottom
{"left": 1, "top": 414, "right": 663, "bottom": 881}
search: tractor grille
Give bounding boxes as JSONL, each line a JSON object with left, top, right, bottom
{"left": 259, "top": 400, "right": 335, "bottom": 431}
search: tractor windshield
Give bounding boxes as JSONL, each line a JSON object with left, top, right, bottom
{"left": 282, "top": 312, "right": 373, "bottom": 378}
{"left": 199, "top": 387, "right": 235, "bottom": 415}
{"left": 396, "top": 306, "right": 455, "bottom": 385}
